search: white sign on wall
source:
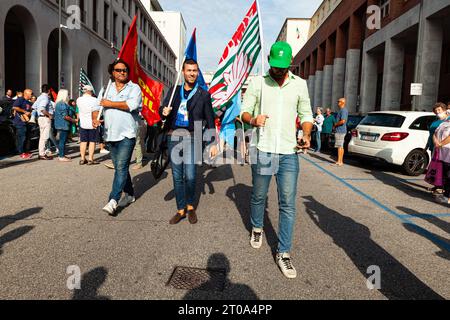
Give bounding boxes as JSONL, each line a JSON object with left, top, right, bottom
{"left": 410, "top": 83, "right": 423, "bottom": 96}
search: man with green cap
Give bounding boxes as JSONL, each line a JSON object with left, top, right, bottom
{"left": 240, "top": 42, "right": 313, "bottom": 279}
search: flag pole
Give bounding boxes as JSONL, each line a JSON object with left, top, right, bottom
{"left": 256, "top": 0, "right": 265, "bottom": 76}
{"left": 255, "top": 0, "right": 266, "bottom": 133}
{"left": 97, "top": 79, "right": 112, "bottom": 121}
{"left": 161, "top": 56, "right": 185, "bottom": 129}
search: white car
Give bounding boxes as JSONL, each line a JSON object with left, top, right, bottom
{"left": 348, "top": 111, "right": 436, "bottom": 176}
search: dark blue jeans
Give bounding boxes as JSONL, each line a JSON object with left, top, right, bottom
{"left": 15, "top": 125, "right": 27, "bottom": 154}
{"left": 168, "top": 136, "right": 198, "bottom": 211}
{"left": 108, "top": 138, "right": 136, "bottom": 202}
{"left": 251, "top": 151, "right": 300, "bottom": 253}
{"left": 57, "top": 130, "right": 69, "bottom": 158}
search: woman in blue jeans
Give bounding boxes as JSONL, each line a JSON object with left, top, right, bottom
{"left": 54, "top": 89, "right": 77, "bottom": 162}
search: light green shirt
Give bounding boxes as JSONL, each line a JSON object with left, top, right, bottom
{"left": 241, "top": 72, "right": 313, "bottom": 155}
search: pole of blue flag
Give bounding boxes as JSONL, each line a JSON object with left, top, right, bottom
{"left": 162, "top": 56, "right": 186, "bottom": 129}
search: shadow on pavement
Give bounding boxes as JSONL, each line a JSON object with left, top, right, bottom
{"left": 303, "top": 196, "right": 444, "bottom": 300}
{"left": 397, "top": 207, "right": 450, "bottom": 261}
{"left": 226, "top": 183, "right": 278, "bottom": 257}
{"left": 0, "top": 226, "right": 34, "bottom": 256}
{"left": 367, "top": 170, "right": 434, "bottom": 204}
{"left": 72, "top": 267, "right": 110, "bottom": 300}
{"left": 183, "top": 253, "right": 259, "bottom": 300}
{"left": 0, "top": 157, "right": 40, "bottom": 169}
{"left": 0, "top": 207, "right": 42, "bottom": 255}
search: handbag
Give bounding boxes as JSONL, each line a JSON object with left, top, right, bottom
{"left": 425, "top": 150, "right": 444, "bottom": 187}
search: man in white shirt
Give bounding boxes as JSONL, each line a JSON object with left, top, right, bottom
{"left": 77, "top": 85, "right": 101, "bottom": 165}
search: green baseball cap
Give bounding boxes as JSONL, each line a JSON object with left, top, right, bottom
{"left": 269, "top": 42, "right": 293, "bottom": 69}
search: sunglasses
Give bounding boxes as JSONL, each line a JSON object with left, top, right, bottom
{"left": 114, "top": 68, "right": 128, "bottom": 73}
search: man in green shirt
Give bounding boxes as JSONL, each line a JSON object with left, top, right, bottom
{"left": 321, "top": 108, "right": 336, "bottom": 152}
{"left": 240, "top": 42, "right": 313, "bottom": 279}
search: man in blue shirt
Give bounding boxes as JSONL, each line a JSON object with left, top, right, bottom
{"left": 12, "top": 89, "right": 33, "bottom": 159}
{"left": 333, "top": 98, "right": 348, "bottom": 166}
{"left": 96, "top": 59, "right": 142, "bottom": 216}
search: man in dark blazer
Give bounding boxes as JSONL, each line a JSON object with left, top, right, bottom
{"left": 160, "top": 59, "right": 218, "bottom": 225}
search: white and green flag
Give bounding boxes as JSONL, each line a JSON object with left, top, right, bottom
{"left": 79, "top": 68, "right": 96, "bottom": 96}
{"left": 209, "top": 0, "right": 262, "bottom": 117}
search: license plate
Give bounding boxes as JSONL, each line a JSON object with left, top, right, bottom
{"left": 361, "top": 135, "right": 377, "bottom": 142}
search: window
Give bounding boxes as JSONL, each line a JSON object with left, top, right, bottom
{"left": 359, "top": 113, "right": 405, "bottom": 128}
{"left": 93, "top": 0, "right": 98, "bottom": 32}
{"left": 104, "top": 2, "right": 110, "bottom": 41}
{"left": 380, "top": 0, "right": 390, "bottom": 18}
{"left": 409, "top": 116, "right": 436, "bottom": 131}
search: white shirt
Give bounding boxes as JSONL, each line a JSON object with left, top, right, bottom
{"left": 77, "top": 94, "right": 101, "bottom": 129}
{"left": 315, "top": 114, "right": 325, "bottom": 132}
{"left": 97, "top": 81, "right": 142, "bottom": 142}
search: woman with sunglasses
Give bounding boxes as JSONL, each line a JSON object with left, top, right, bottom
{"left": 97, "top": 59, "right": 143, "bottom": 216}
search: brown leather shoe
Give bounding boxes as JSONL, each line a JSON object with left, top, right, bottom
{"left": 187, "top": 208, "right": 198, "bottom": 224}
{"left": 169, "top": 211, "right": 186, "bottom": 225}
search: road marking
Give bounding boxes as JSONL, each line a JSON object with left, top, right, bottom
{"left": 300, "top": 155, "right": 450, "bottom": 252}
{"left": 398, "top": 213, "right": 450, "bottom": 218}
{"left": 344, "top": 178, "right": 425, "bottom": 181}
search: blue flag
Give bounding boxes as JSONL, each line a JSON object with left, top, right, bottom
{"left": 185, "top": 29, "right": 208, "bottom": 91}
{"left": 219, "top": 91, "right": 242, "bottom": 148}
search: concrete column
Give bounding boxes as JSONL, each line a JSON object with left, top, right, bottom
{"left": 314, "top": 46, "right": 325, "bottom": 107}
{"left": 344, "top": 14, "right": 363, "bottom": 113}
{"left": 344, "top": 49, "right": 361, "bottom": 113}
{"left": 415, "top": 18, "right": 443, "bottom": 110}
{"left": 360, "top": 49, "right": 378, "bottom": 114}
{"left": 332, "top": 26, "right": 347, "bottom": 109}
{"left": 322, "top": 65, "right": 334, "bottom": 109}
{"left": 308, "top": 76, "right": 316, "bottom": 108}
{"left": 332, "top": 58, "right": 346, "bottom": 109}
{"left": 381, "top": 38, "right": 405, "bottom": 110}
{"left": 309, "top": 53, "right": 317, "bottom": 108}
{"left": 322, "top": 37, "right": 335, "bottom": 108}
{"left": 314, "top": 71, "right": 323, "bottom": 108}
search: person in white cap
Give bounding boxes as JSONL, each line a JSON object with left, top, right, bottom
{"left": 76, "top": 85, "right": 101, "bottom": 165}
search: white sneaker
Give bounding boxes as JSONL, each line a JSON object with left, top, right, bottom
{"left": 118, "top": 193, "right": 136, "bottom": 207}
{"left": 100, "top": 149, "right": 110, "bottom": 154}
{"left": 250, "top": 228, "right": 263, "bottom": 249}
{"left": 276, "top": 253, "right": 297, "bottom": 279}
{"left": 102, "top": 199, "right": 118, "bottom": 215}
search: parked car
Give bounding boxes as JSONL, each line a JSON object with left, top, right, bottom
{"left": 0, "top": 115, "right": 40, "bottom": 157}
{"left": 348, "top": 111, "right": 436, "bottom": 176}
{"left": 328, "top": 114, "right": 365, "bottom": 152}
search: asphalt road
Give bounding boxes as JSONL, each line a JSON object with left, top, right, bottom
{"left": 0, "top": 144, "right": 449, "bottom": 300}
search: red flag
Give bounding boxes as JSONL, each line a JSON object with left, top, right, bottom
{"left": 49, "top": 88, "right": 58, "bottom": 102}
{"left": 119, "top": 16, "right": 164, "bottom": 126}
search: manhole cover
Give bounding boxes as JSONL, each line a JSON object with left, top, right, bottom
{"left": 167, "top": 266, "right": 226, "bottom": 292}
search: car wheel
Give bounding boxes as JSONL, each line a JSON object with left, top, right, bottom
{"left": 402, "top": 149, "right": 428, "bottom": 176}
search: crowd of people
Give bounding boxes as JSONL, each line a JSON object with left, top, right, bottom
{"left": 2, "top": 40, "right": 450, "bottom": 280}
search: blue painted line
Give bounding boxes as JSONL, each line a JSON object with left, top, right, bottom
{"left": 300, "top": 155, "right": 450, "bottom": 252}
{"left": 343, "top": 178, "right": 424, "bottom": 182}
{"left": 399, "top": 214, "right": 450, "bottom": 218}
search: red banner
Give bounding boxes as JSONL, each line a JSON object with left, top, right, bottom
{"left": 119, "top": 16, "right": 164, "bottom": 126}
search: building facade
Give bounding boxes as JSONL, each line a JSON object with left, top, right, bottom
{"left": 150, "top": 11, "right": 186, "bottom": 72}
{"left": 0, "top": 0, "right": 177, "bottom": 99}
{"left": 293, "top": 0, "right": 450, "bottom": 113}
{"left": 276, "top": 18, "right": 311, "bottom": 65}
